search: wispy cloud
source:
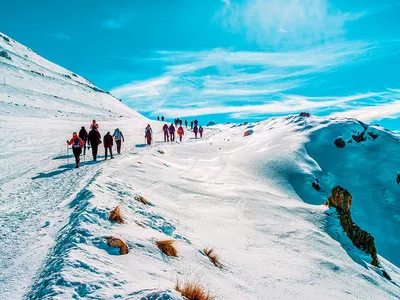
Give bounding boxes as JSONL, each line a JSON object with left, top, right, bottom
{"left": 48, "top": 32, "right": 70, "bottom": 40}
{"left": 111, "top": 41, "right": 382, "bottom": 119}
{"left": 218, "top": 0, "right": 366, "bottom": 48}
{"left": 102, "top": 14, "right": 132, "bottom": 29}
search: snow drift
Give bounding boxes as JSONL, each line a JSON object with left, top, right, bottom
{"left": 1, "top": 32, "right": 400, "bottom": 299}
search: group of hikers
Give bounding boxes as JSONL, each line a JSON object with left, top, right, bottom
{"left": 67, "top": 120, "right": 125, "bottom": 168}
{"left": 67, "top": 118, "right": 204, "bottom": 169}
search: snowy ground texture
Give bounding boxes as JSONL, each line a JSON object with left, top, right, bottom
{"left": 1, "top": 32, "right": 400, "bottom": 300}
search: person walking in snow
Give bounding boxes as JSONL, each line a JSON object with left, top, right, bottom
{"left": 177, "top": 125, "right": 184, "bottom": 142}
{"left": 161, "top": 116, "right": 164, "bottom": 122}
{"left": 194, "top": 119, "right": 199, "bottom": 126}
{"left": 193, "top": 125, "right": 199, "bottom": 139}
{"left": 145, "top": 124, "right": 152, "bottom": 146}
{"left": 113, "top": 128, "right": 124, "bottom": 154}
{"left": 103, "top": 132, "right": 114, "bottom": 160}
{"left": 90, "top": 119, "right": 99, "bottom": 130}
{"left": 184, "top": 119, "right": 188, "bottom": 128}
{"left": 179, "top": 119, "right": 182, "bottom": 126}
{"left": 190, "top": 121, "right": 193, "bottom": 129}
{"left": 67, "top": 132, "right": 84, "bottom": 168}
{"left": 169, "top": 123, "right": 175, "bottom": 142}
{"left": 88, "top": 127, "right": 101, "bottom": 161}
{"left": 199, "top": 125, "right": 204, "bottom": 138}
{"left": 163, "top": 123, "right": 169, "bottom": 142}
{"left": 79, "top": 126, "right": 88, "bottom": 155}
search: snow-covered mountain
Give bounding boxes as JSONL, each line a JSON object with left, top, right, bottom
{"left": 0, "top": 32, "right": 399, "bottom": 300}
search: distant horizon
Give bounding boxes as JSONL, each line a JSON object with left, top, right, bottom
{"left": 1, "top": 0, "right": 400, "bottom": 130}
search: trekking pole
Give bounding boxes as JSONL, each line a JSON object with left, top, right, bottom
{"left": 67, "top": 144, "right": 69, "bottom": 165}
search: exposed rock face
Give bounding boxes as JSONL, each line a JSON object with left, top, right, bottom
{"left": 0, "top": 50, "right": 11, "bottom": 60}
{"left": 299, "top": 112, "right": 311, "bottom": 117}
{"left": 396, "top": 174, "right": 400, "bottom": 185}
{"left": 334, "top": 138, "right": 346, "bottom": 148}
{"left": 326, "top": 186, "right": 383, "bottom": 271}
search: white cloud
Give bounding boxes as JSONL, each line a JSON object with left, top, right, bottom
{"left": 219, "top": 0, "right": 366, "bottom": 48}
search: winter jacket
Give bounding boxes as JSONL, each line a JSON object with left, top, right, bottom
{"left": 193, "top": 126, "right": 198, "bottom": 133}
{"left": 169, "top": 125, "right": 175, "bottom": 134}
{"left": 88, "top": 129, "right": 101, "bottom": 145}
{"left": 145, "top": 127, "right": 152, "bottom": 138}
{"left": 68, "top": 136, "right": 84, "bottom": 147}
{"left": 79, "top": 128, "right": 88, "bottom": 141}
{"left": 163, "top": 124, "right": 169, "bottom": 133}
{"left": 90, "top": 122, "right": 99, "bottom": 130}
{"left": 177, "top": 127, "right": 184, "bottom": 137}
{"left": 113, "top": 129, "right": 124, "bottom": 141}
{"left": 199, "top": 126, "right": 203, "bottom": 133}
{"left": 103, "top": 133, "right": 113, "bottom": 147}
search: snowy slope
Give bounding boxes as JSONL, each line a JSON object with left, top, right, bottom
{"left": 1, "top": 32, "right": 400, "bottom": 300}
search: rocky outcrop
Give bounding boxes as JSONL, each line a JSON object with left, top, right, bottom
{"left": 312, "top": 178, "right": 321, "bottom": 191}
{"left": 396, "top": 174, "right": 400, "bottom": 185}
{"left": 299, "top": 112, "right": 311, "bottom": 117}
{"left": 0, "top": 50, "right": 11, "bottom": 60}
{"left": 326, "top": 187, "right": 390, "bottom": 279}
{"left": 334, "top": 138, "right": 346, "bottom": 148}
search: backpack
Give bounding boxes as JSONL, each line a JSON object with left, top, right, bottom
{"left": 72, "top": 138, "right": 81, "bottom": 149}
{"left": 114, "top": 130, "right": 121, "bottom": 141}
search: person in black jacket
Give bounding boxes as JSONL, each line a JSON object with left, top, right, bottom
{"left": 88, "top": 127, "right": 101, "bottom": 161}
{"left": 78, "top": 126, "right": 88, "bottom": 155}
{"left": 103, "top": 132, "right": 114, "bottom": 160}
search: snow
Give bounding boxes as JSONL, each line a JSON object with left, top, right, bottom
{"left": 1, "top": 32, "right": 400, "bottom": 299}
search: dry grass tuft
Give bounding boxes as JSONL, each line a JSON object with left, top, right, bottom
{"left": 203, "top": 247, "right": 223, "bottom": 268}
{"left": 156, "top": 239, "right": 178, "bottom": 257}
{"left": 175, "top": 279, "right": 215, "bottom": 300}
{"left": 106, "top": 236, "right": 129, "bottom": 255}
{"left": 134, "top": 195, "right": 148, "bottom": 205}
{"left": 109, "top": 205, "right": 125, "bottom": 224}
{"left": 135, "top": 220, "right": 146, "bottom": 228}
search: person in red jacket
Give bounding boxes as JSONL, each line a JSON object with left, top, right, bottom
{"left": 177, "top": 125, "right": 184, "bottom": 142}
{"left": 67, "top": 132, "right": 85, "bottom": 168}
{"left": 103, "top": 132, "right": 114, "bottom": 159}
{"left": 90, "top": 119, "right": 99, "bottom": 130}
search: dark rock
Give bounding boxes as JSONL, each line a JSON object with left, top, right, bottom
{"left": 348, "top": 139, "right": 352, "bottom": 143}
{"left": 2, "top": 36, "right": 10, "bottom": 43}
{"left": 367, "top": 132, "right": 378, "bottom": 140}
{"left": 299, "top": 112, "right": 311, "bottom": 117}
{"left": 396, "top": 174, "right": 400, "bottom": 185}
{"left": 0, "top": 50, "right": 11, "bottom": 60}
{"left": 382, "top": 270, "right": 392, "bottom": 280}
{"left": 334, "top": 138, "right": 346, "bottom": 148}
{"left": 312, "top": 182, "right": 321, "bottom": 191}
{"left": 352, "top": 130, "right": 367, "bottom": 143}
{"left": 326, "top": 186, "right": 381, "bottom": 270}
{"left": 63, "top": 74, "right": 72, "bottom": 79}
{"left": 72, "top": 73, "right": 78, "bottom": 77}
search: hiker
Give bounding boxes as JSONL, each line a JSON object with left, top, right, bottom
{"left": 157, "top": 116, "right": 160, "bottom": 121}
{"left": 184, "top": 119, "right": 188, "bottom": 128}
{"left": 79, "top": 126, "right": 88, "bottom": 155}
{"left": 194, "top": 119, "right": 199, "bottom": 126}
{"left": 177, "top": 125, "right": 184, "bottom": 142}
{"left": 199, "top": 126, "right": 204, "bottom": 138}
{"left": 88, "top": 126, "right": 101, "bottom": 161}
{"left": 169, "top": 123, "right": 175, "bottom": 142}
{"left": 190, "top": 121, "right": 193, "bottom": 129}
{"left": 113, "top": 128, "right": 124, "bottom": 154}
{"left": 161, "top": 116, "right": 164, "bottom": 122}
{"left": 145, "top": 124, "right": 152, "bottom": 146}
{"left": 179, "top": 119, "right": 183, "bottom": 126}
{"left": 67, "top": 132, "right": 84, "bottom": 168}
{"left": 103, "top": 132, "right": 114, "bottom": 160}
{"left": 174, "top": 119, "right": 178, "bottom": 127}
{"left": 90, "top": 119, "right": 99, "bottom": 130}
{"left": 193, "top": 125, "right": 199, "bottom": 138}
{"left": 163, "top": 123, "right": 169, "bottom": 142}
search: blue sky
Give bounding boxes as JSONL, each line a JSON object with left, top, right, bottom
{"left": 1, "top": 0, "right": 400, "bottom": 128}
